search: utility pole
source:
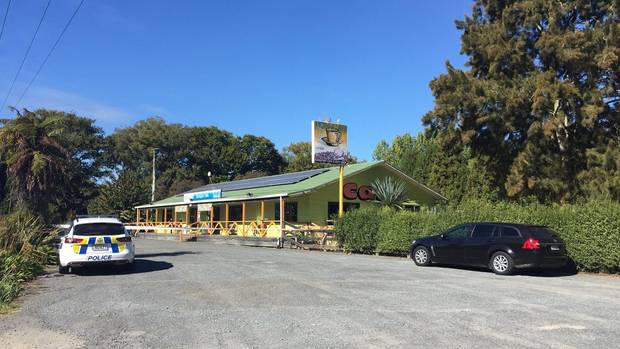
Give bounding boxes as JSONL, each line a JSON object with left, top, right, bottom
{"left": 151, "top": 148, "right": 158, "bottom": 203}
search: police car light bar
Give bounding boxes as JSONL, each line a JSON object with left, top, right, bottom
{"left": 75, "top": 214, "right": 119, "bottom": 220}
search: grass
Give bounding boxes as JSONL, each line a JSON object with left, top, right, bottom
{"left": 0, "top": 302, "right": 18, "bottom": 314}
{"left": 0, "top": 210, "right": 55, "bottom": 309}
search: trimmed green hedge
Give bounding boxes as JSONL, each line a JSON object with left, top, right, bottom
{"left": 334, "top": 206, "right": 388, "bottom": 254}
{"left": 334, "top": 198, "right": 620, "bottom": 273}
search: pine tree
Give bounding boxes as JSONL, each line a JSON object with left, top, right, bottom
{"left": 423, "top": 0, "right": 620, "bottom": 203}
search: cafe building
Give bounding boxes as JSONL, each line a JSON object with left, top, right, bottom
{"left": 133, "top": 161, "right": 446, "bottom": 237}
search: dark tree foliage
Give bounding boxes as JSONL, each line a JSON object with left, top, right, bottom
{"left": 281, "top": 141, "right": 359, "bottom": 173}
{"left": 422, "top": 0, "right": 620, "bottom": 203}
{"left": 0, "top": 109, "right": 70, "bottom": 218}
{"left": 0, "top": 162, "right": 7, "bottom": 213}
{"left": 0, "top": 109, "right": 105, "bottom": 221}
{"left": 88, "top": 170, "right": 150, "bottom": 222}
{"left": 41, "top": 110, "right": 106, "bottom": 219}
{"left": 282, "top": 142, "right": 328, "bottom": 173}
{"left": 235, "top": 135, "right": 284, "bottom": 175}
{"left": 374, "top": 132, "right": 497, "bottom": 203}
{"left": 107, "top": 117, "right": 285, "bottom": 200}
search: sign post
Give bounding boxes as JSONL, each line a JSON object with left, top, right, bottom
{"left": 338, "top": 166, "right": 344, "bottom": 217}
{"left": 311, "top": 120, "right": 348, "bottom": 218}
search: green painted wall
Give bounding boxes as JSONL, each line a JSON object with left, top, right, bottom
{"left": 302, "top": 165, "right": 442, "bottom": 225}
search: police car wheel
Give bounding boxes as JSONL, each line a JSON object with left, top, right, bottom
{"left": 59, "top": 265, "right": 70, "bottom": 274}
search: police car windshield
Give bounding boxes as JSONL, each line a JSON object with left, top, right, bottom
{"left": 73, "top": 223, "right": 125, "bottom": 236}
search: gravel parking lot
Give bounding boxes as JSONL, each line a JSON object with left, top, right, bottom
{"left": 1, "top": 239, "right": 619, "bottom": 348}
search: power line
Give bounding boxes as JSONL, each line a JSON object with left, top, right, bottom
{"left": 16, "top": 0, "right": 85, "bottom": 107}
{"left": 0, "top": 0, "right": 12, "bottom": 43}
{"left": 0, "top": 0, "right": 51, "bottom": 112}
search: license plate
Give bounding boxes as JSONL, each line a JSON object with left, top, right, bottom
{"left": 550, "top": 245, "right": 560, "bottom": 251}
{"left": 92, "top": 244, "right": 109, "bottom": 251}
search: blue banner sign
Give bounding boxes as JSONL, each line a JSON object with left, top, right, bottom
{"left": 185, "top": 190, "right": 221, "bottom": 202}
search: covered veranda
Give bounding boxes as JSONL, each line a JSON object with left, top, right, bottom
{"left": 129, "top": 194, "right": 333, "bottom": 242}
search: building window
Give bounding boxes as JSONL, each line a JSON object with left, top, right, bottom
{"left": 275, "top": 202, "right": 298, "bottom": 222}
{"left": 327, "top": 202, "right": 360, "bottom": 221}
{"left": 229, "top": 205, "right": 242, "bottom": 221}
{"left": 404, "top": 205, "right": 421, "bottom": 212}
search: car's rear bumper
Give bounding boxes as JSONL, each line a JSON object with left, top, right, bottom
{"left": 66, "top": 259, "right": 132, "bottom": 267}
{"left": 515, "top": 253, "right": 568, "bottom": 269}
{"left": 59, "top": 245, "right": 134, "bottom": 267}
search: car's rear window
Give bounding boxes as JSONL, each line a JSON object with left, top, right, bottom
{"left": 73, "top": 223, "right": 125, "bottom": 236}
{"left": 528, "top": 226, "right": 558, "bottom": 239}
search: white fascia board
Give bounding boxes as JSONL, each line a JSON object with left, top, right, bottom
{"left": 135, "top": 193, "right": 289, "bottom": 209}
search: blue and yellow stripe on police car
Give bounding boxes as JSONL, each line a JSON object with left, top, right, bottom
{"left": 72, "top": 235, "right": 127, "bottom": 254}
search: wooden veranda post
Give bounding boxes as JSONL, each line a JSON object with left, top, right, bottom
{"left": 210, "top": 205, "right": 214, "bottom": 234}
{"left": 182, "top": 204, "right": 189, "bottom": 241}
{"left": 225, "top": 203, "right": 229, "bottom": 235}
{"left": 164, "top": 208, "right": 167, "bottom": 224}
{"left": 242, "top": 203, "right": 246, "bottom": 236}
{"left": 145, "top": 209, "right": 149, "bottom": 223}
{"left": 338, "top": 166, "right": 344, "bottom": 217}
{"left": 260, "top": 201, "right": 265, "bottom": 230}
{"left": 279, "top": 196, "right": 285, "bottom": 247}
{"left": 155, "top": 208, "right": 159, "bottom": 224}
{"left": 136, "top": 209, "right": 139, "bottom": 224}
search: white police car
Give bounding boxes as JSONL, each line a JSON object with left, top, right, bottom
{"left": 58, "top": 215, "right": 135, "bottom": 273}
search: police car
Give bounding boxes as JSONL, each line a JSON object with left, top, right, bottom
{"left": 58, "top": 215, "right": 135, "bottom": 273}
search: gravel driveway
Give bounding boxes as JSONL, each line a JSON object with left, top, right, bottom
{"left": 1, "top": 239, "right": 619, "bottom": 348}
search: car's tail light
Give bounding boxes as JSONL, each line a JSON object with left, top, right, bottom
{"left": 64, "top": 237, "right": 83, "bottom": 244}
{"left": 117, "top": 236, "right": 132, "bottom": 242}
{"left": 522, "top": 238, "right": 540, "bottom": 250}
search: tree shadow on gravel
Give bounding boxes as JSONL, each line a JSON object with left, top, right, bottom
{"left": 69, "top": 259, "right": 173, "bottom": 276}
{"left": 135, "top": 251, "right": 200, "bottom": 258}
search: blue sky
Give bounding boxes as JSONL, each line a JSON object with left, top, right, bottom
{"left": 0, "top": 0, "right": 471, "bottom": 160}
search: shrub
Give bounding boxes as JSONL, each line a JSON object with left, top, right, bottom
{"left": 334, "top": 206, "right": 388, "bottom": 253}
{"left": 377, "top": 210, "right": 449, "bottom": 254}
{"left": 0, "top": 210, "right": 55, "bottom": 307}
{"left": 0, "top": 252, "right": 45, "bottom": 304}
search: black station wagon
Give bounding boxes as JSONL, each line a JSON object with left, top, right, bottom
{"left": 410, "top": 223, "right": 568, "bottom": 275}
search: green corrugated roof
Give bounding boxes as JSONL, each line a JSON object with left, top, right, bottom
{"left": 137, "top": 161, "right": 445, "bottom": 208}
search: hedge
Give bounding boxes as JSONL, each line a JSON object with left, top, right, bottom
{"left": 334, "top": 198, "right": 620, "bottom": 273}
{"left": 334, "top": 206, "right": 389, "bottom": 254}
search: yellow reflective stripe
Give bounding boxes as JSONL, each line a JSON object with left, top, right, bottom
{"left": 73, "top": 244, "right": 81, "bottom": 253}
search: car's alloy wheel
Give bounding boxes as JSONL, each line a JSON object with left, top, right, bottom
{"left": 412, "top": 246, "right": 431, "bottom": 266}
{"left": 490, "top": 252, "right": 514, "bottom": 275}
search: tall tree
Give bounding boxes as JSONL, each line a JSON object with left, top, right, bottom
{"left": 282, "top": 142, "right": 327, "bottom": 173}
{"left": 107, "top": 118, "right": 286, "bottom": 199}
{"left": 423, "top": 0, "right": 619, "bottom": 203}
{"left": 235, "top": 135, "right": 284, "bottom": 176}
{"left": 89, "top": 170, "right": 150, "bottom": 221}
{"left": 38, "top": 110, "right": 106, "bottom": 218}
{"left": 0, "top": 109, "right": 70, "bottom": 216}
{"left": 373, "top": 132, "right": 497, "bottom": 203}
{"left": 373, "top": 133, "right": 439, "bottom": 184}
